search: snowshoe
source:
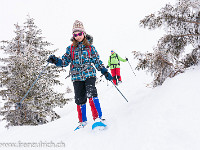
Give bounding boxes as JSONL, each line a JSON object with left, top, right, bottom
{"left": 92, "top": 118, "right": 107, "bottom": 130}
{"left": 74, "top": 121, "right": 87, "bottom": 131}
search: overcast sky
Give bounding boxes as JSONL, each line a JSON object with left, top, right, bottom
{"left": 0, "top": 0, "right": 176, "bottom": 59}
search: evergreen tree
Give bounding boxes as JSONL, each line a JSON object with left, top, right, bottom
{"left": 0, "top": 16, "right": 69, "bottom": 128}
{"left": 133, "top": 0, "right": 200, "bottom": 87}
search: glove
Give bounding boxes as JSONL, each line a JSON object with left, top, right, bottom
{"left": 126, "top": 58, "right": 128, "bottom": 61}
{"left": 101, "top": 67, "right": 113, "bottom": 81}
{"left": 47, "top": 55, "right": 59, "bottom": 64}
{"left": 106, "top": 65, "right": 109, "bottom": 68}
{"left": 104, "top": 72, "right": 113, "bottom": 81}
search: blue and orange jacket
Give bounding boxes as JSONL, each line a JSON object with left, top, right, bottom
{"left": 55, "top": 35, "right": 105, "bottom": 81}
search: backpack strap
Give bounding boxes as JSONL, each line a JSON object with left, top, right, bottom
{"left": 87, "top": 46, "right": 91, "bottom": 58}
{"left": 71, "top": 44, "right": 75, "bottom": 60}
{"left": 116, "top": 54, "right": 120, "bottom": 65}
{"left": 116, "top": 54, "right": 119, "bottom": 61}
{"left": 70, "top": 44, "right": 75, "bottom": 68}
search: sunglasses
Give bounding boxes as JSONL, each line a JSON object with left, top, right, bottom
{"left": 73, "top": 32, "right": 83, "bottom": 37}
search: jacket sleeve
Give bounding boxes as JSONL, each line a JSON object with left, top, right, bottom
{"left": 90, "top": 45, "right": 105, "bottom": 71}
{"left": 118, "top": 54, "right": 127, "bottom": 62}
{"left": 56, "top": 46, "right": 72, "bottom": 67}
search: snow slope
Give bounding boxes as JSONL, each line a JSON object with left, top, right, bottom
{"left": 0, "top": 63, "right": 200, "bottom": 150}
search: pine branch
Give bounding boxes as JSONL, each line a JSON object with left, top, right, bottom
{"left": 157, "top": 56, "right": 173, "bottom": 66}
{"left": 173, "top": 34, "right": 200, "bottom": 37}
{"left": 184, "top": 20, "right": 200, "bottom": 25}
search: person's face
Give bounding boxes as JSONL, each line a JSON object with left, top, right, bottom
{"left": 111, "top": 51, "right": 114, "bottom": 55}
{"left": 73, "top": 32, "right": 84, "bottom": 42}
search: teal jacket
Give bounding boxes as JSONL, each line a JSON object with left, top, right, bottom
{"left": 55, "top": 35, "right": 105, "bottom": 81}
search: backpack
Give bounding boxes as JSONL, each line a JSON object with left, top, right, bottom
{"left": 110, "top": 53, "right": 120, "bottom": 67}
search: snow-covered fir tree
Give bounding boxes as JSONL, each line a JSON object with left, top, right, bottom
{"left": 133, "top": 0, "right": 200, "bottom": 87}
{"left": 0, "top": 16, "right": 70, "bottom": 128}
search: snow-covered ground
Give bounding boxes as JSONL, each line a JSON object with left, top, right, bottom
{"left": 0, "top": 63, "right": 200, "bottom": 150}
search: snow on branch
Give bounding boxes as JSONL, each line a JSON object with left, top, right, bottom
{"left": 134, "top": 0, "right": 200, "bottom": 87}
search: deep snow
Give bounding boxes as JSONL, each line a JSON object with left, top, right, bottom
{"left": 0, "top": 62, "right": 200, "bottom": 150}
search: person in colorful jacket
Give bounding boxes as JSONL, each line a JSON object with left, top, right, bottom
{"left": 47, "top": 20, "right": 112, "bottom": 129}
{"left": 107, "top": 50, "right": 128, "bottom": 85}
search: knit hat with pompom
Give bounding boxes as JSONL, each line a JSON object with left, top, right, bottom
{"left": 72, "top": 20, "right": 86, "bottom": 34}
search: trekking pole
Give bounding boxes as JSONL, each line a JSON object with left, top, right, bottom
{"left": 126, "top": 58, "right": 136, "bottom": 76}
{"left": 110, "top": 80, "right": 128, "bottom": 102}
{"left": 99, "top": 74, "right": 104, "bottom": 82}
{"left": 16, "top": 62, "right": 50, "bottom": 109}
